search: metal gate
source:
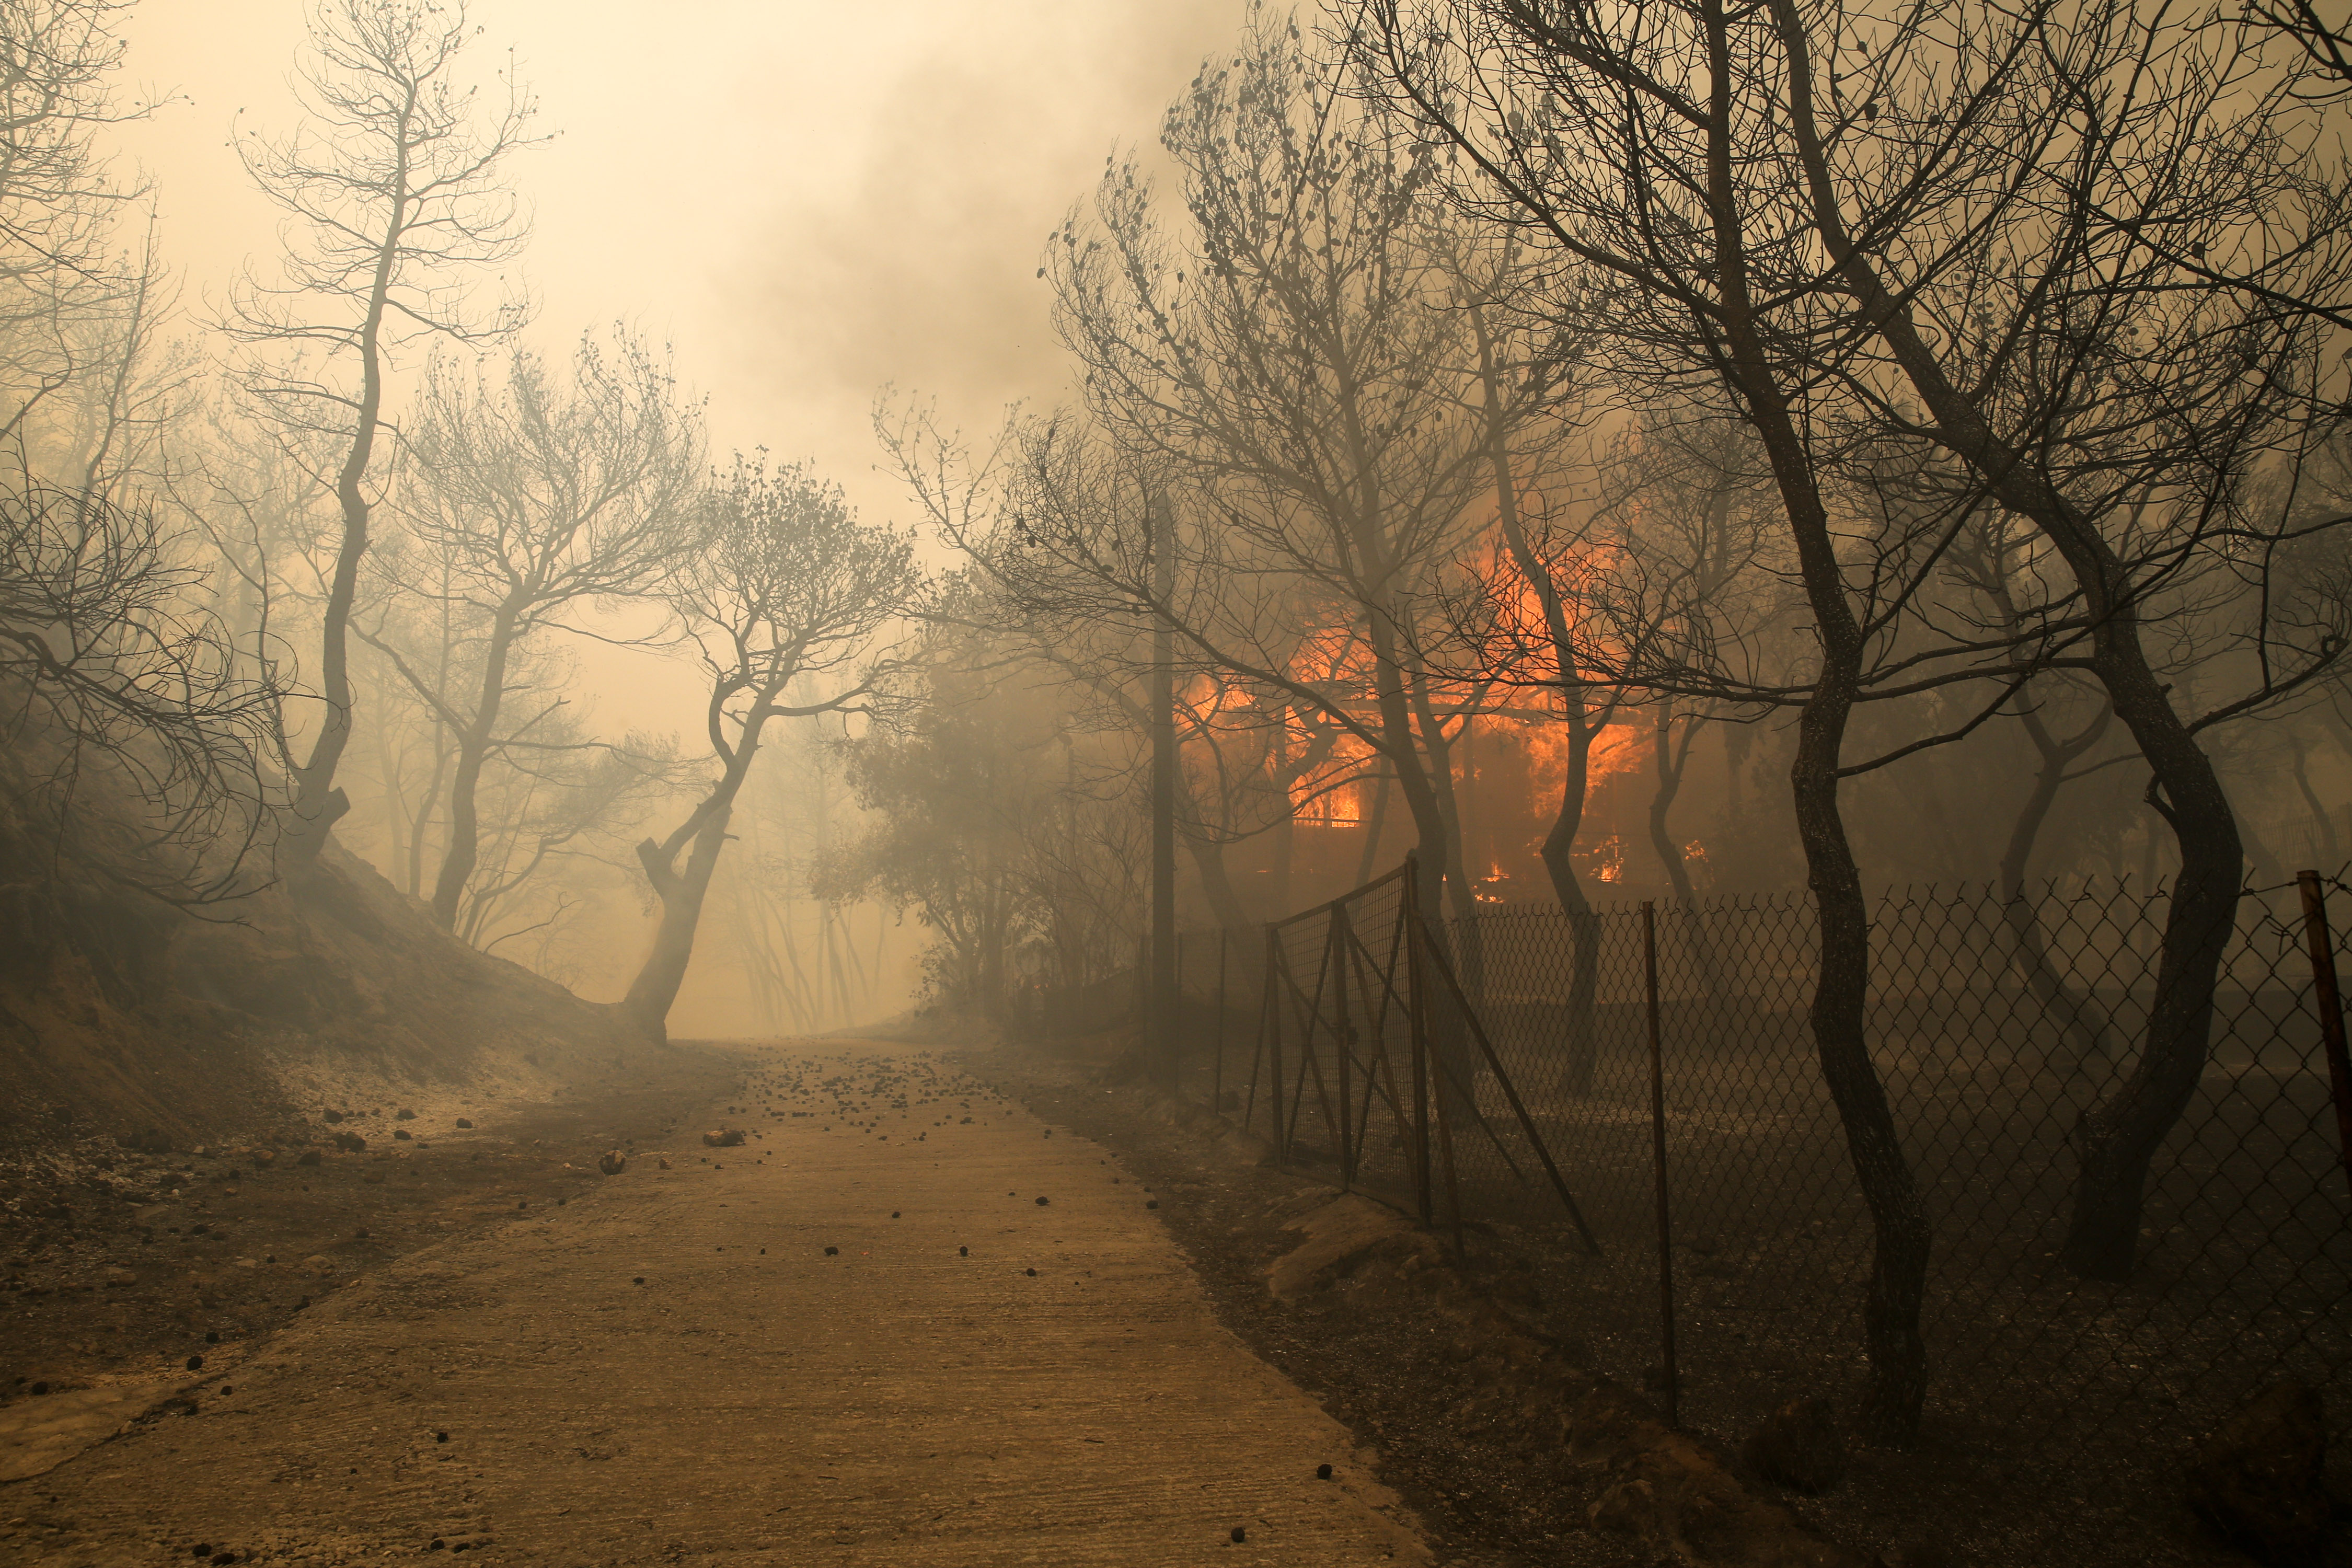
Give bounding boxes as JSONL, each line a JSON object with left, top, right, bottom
{"left": 1242, "top": 855, "right": 1600, "bottom": 1254}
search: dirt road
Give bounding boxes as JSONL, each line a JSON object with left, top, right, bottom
{"left": 3, "top": 1042, "right": 1433, "bottom": 1567}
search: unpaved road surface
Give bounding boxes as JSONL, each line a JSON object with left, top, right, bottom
{"left": 3, "top": 1042, "right": 1432, "bottom": 1567}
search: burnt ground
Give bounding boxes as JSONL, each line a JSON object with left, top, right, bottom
{"left": 0, "top": 1044, "right": 736, "bottom": 1419}
{"left": 963, "top": 1030, "right": 2288, "bottom": 1568}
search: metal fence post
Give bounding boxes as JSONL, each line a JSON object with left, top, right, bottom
{"left": 1644, "top": 899, "right": 1679, "bottom": 1428}
{"left": 1333, "top": 905, "right": 1354, "bottom": 1191}
{"left": 1406, "top": 856, "right": 1433, "bottom": 1227}
{"left": 1270, "top": 929, "right": 1288, "bottom": 1166}
{"left": 1175, "top": 931, "right": 1187, "bottom": 1090}
{"left": 2295, "top": 870, "right": 2352, "bottom": 1204}
{"left": 1214, "top": 929, "right": 1228, "bottom": 1112}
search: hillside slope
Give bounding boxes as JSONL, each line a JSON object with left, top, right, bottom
{"left": 0, "top": 836, "right": 659, "bottom": 1157}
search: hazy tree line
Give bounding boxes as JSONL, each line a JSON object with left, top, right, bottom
{"left": 845, "top": 0, "right": 2352, "bottom": 1444}
{"left": 0, "top": 0, "right": 918, "bottom": 1039}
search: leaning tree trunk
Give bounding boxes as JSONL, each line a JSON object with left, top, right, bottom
{"left": 429, "top": 606, "right": 521, "bottom": 931}
{"left": 620, "top": 799, "right": 734, "bottom": 1042}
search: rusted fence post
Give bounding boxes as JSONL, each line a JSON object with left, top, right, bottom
{"left": 2295, "top": 870, "right": 2352, "bottom": 1205}
{"left": 1644, "top": 900, "right": 1679, "bottom": 1428}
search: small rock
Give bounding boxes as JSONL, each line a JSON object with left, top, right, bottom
{"left": 186, "top": 1354, "right": 204, "bottom": 1371}
{"left": 296, "top": 1151, "right": 321, "bottom": 1168}
{"left": 598, "top": 1150, "right": 626, "bottom": 1175}
{"left": 1229, "top": 1526, "right": 1246, "bottom": 1543}
{"left": 102, "top": 1269, "right": 135, "bottom": 1287}
{"left": 322, "top": 1110, "right": 343, "bottom": 1124}
{"left": 1589, "top": 1478, "right": 1659, "bottom": 1538}
{"left": 1743, "top": 1395, "right": 1849, "bottom": 1494}
{"left": 1024, "top": 1267, "right": 1037, "bottom": 1277}
{"left": 332, "top": 1132, "right": 366, "bottom": 1153}
{"left": 2185, "top": 1379, "right": 2341, "bottom": 1568}
{"left": 824, "top": 1246, "right": 839, "bottom": 1256}
{"left": 454, "top": 1118, "right": 474, "bottom": 1129}
{"left": 393, "top": 1129, "right": 412, "bottom": 1142}
{"left": 959, "top": 1246, "right": 968, "bottom": 1257}
{"left": 396, "top": 1109, "right": 417, "bottom": 1121}
{"left": 632, "top": 1276, "right": 644, "bottom": 1285}
{"left": 1147, "top": 1200, "right": 1159, "bottom": 1210}
{"left": 1316, "top": 1462, "right": 1333, "bottom": 1480}
{"left": 302, "top": 1254, "right": 333, "bottom": 1271}
{"left": 702, "top": 1129, "right": 745, "bottom": 1148}
{"left": 204, "top": 1331, "right": 219, "bottom": 1344}
{"left": 891, "top": 1210, "right": 902, "bottom": 1219}
{"left": 434, "top": 1429, "right": 448, "bottom": 1442}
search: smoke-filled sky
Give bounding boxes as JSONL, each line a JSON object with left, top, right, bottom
{"left": 112, "top": 0, "right": 1243, "bottom": 510}
{"left": 109, "top": 0, "right": 1246, "bottom": 725}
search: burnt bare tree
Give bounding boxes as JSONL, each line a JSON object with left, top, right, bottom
{"left": 228, "top": 0, "right": 539, "bottom": 868}
{"left": 1352, "top": 0, "right": 2352, "bottom": 1434}
{"left": 0, "top": 0, "right": 160, "bottom": 443}
{"left": 619, "top": 456, "right": 919, "bottom": 1041}
{"left": 0, "top": 465, "right": 283, "bottom": 913}
{"left": 1043, "top": 16, "right": 1554, "bottom": 928}
{"left": 360, "top": 327, "right": 703, "bottom": 931}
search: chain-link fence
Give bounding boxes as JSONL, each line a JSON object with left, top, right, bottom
{"left": 1227, "top": 863, "right": 2352, "bottom": 1483}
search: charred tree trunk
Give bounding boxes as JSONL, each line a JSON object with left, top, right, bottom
{"left": 1470, "top": 303, "right": 1606, "bottom": 1092}
{"left": 1352, "top": 767, "right": 1393, "bottom": 887}
{"left": 620, "top": 692, "right": 775, "bottom": 1042}
{"left": 284, "top": 209, "right": 405, "bottom": 868}
{"left": 429, "top": 603, "right": 521, "bottom": 931}
{"left": 1184, "top": 833, "right": 1253, "bottom": 933}
{"left": 623, "top": 798, "right": 733, "bottom": 1043}
{"left": 1710, "top": 0, "right": 1930, "bottom": 1438}
{"left": 1647, "top": 703, "right": 1699, "bottom": 903}
{"left": 1767, "top": 0, "right": 2242, "bottom": 1283}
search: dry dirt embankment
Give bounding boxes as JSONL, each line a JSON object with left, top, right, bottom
{"left": 0, "top": 841, "right": 730, "bottom": 1446}
{"left": 5, "top": 1041, "right": 1435, "bottom": 1568}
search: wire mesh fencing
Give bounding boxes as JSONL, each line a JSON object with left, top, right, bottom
{"left": 1219, "top": 861, "right": 2352, "bottom": 1481}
